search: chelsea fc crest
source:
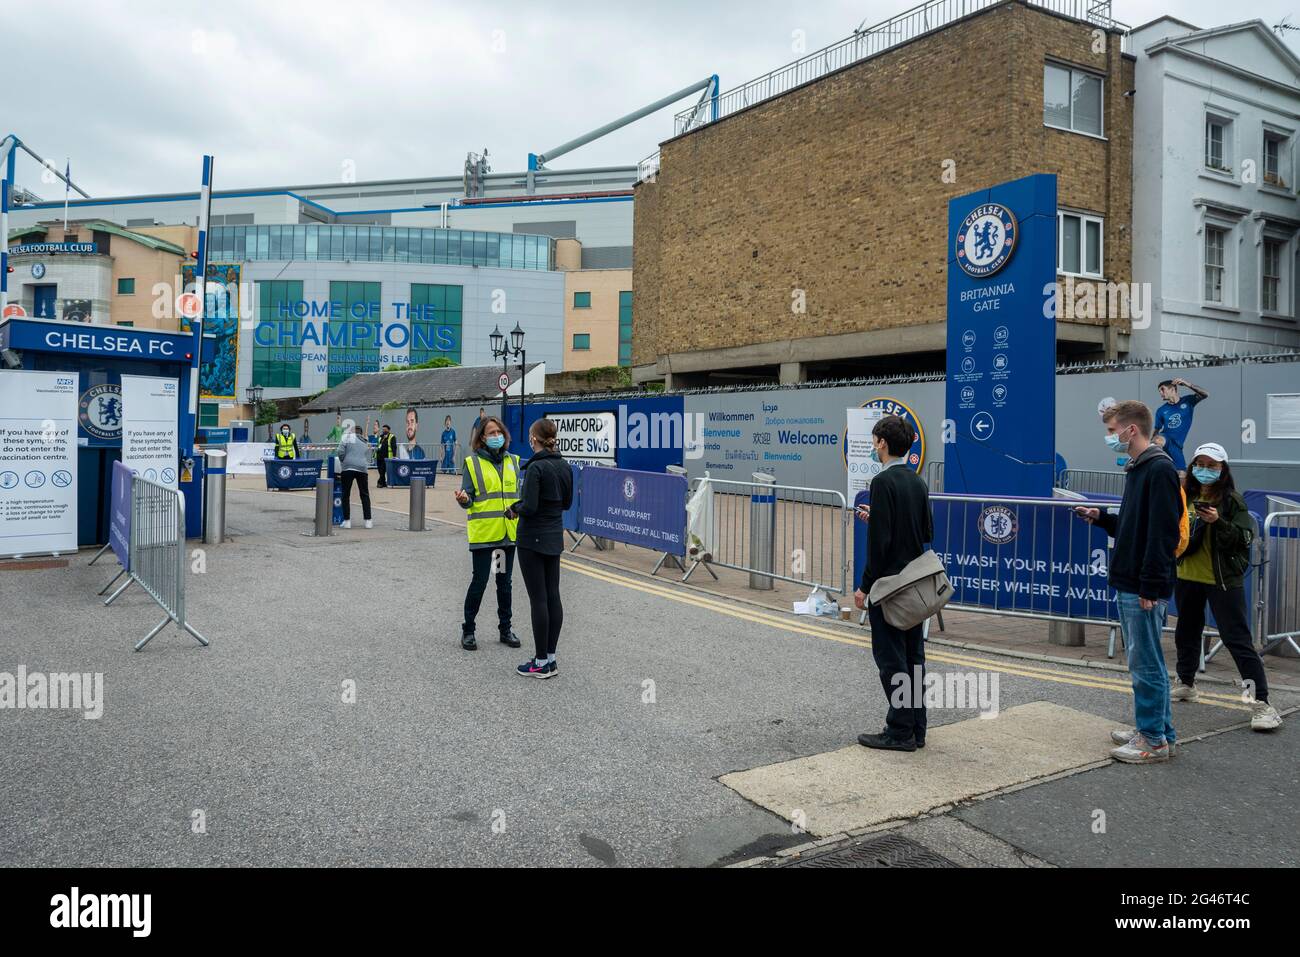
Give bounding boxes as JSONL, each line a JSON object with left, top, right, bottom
{"left": 957, "top": 203, "right": 1017, "bottom": 278}
{"left": 277, "top": 465, "right": 293, "bottom": 481}
{"left": 79, "top": 383, "right": 124, "bottom": 441}
{"left": 622, "top": 477, "right": 637, "bottom": 501}
{"left": 978, "top": 505, "right": 1018, "bottom": 545}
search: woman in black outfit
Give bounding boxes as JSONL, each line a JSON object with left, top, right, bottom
{"left": 510, "top": 418, "right": 573, "bottom": 678}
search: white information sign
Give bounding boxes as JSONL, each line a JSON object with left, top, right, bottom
{"left": 121, "top": 375, "right": 180, "bottom": 489}
{"left": 846, "top": 406, "right": 887, "bottom": 504}
{"left": 550, "top": 412, "right": 616, "bottom": 465}
{"left": 0, "top": 370, "right": 79, "bottom": 557}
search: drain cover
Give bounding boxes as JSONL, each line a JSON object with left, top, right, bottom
{"left": 778, "top": 833, "right": 956, "bottom": 868}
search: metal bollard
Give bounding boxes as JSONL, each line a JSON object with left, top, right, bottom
{"left": 202, "top": 449, "right": 228, "bottom": 544}
{"left": 314, "top": 478, "right": 332, "bottom": 536}
{"left": 409, "top": 477, "right": 426, "bottom": 531}
{"left": 748, "top": 471, "right": 777, "bottom": 590}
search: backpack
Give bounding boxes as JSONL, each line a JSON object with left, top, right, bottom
{"left": 1174, "top": 486, "right": 1190, "bottom": 558}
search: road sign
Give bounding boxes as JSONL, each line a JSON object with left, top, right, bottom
{"left": 498, "top": 372, "right": 510, "bottom": 392}
{"left": 176, "top": 292, "right": 202, "bottom": 320}
{"left": 2, "top": 304, "right": 27, "bottom": 319}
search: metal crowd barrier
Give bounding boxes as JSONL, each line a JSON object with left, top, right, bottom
{"left": 1258, "top": 510, "right": 1300, "bottom": 657}
{"left": 103, "top": 476, "right": 209, "bottom": 652}
{"left": 684, "top": 476, "right": 848, "bottom": 595}
{"left": 924, "top": 460, "right": 943, "bottom": 493}
{"left": 1059, "top": 468, "right": 1125, "bottom": 498}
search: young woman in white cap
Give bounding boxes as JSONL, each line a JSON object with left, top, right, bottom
{"left": 1170, "top": 442, "right": 1281, "bottom": 731}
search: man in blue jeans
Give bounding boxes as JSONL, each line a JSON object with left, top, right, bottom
{"left": 1076, "top": 400, "right": 1183, "bottom": 763}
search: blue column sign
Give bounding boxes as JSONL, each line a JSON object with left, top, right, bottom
{"left": 945, "top": 174, "right": 1057, "bottom": 498}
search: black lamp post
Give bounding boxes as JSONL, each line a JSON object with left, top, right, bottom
{"left": 489, "top": 323, "right": 526, "bottom": 450}
{"left": 245, "top": 384, "right": 265, "bottom": 440}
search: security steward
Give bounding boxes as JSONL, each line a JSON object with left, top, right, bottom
{"left": 272, "top": 423, "right": 300, "bottom": 491}
{"left": 375, "top": 423, "right": 397, "bottom": 488}
{"left": 452, "top": 415, "right": 521, "bottom": 651}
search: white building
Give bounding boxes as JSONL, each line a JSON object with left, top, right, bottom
{"left": 1131, "top": 17, "right": 1300, "bottom": 359}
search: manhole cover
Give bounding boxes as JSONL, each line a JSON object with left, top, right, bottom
{"left": 778, "top": 833, "right": 956, "bottom": 868}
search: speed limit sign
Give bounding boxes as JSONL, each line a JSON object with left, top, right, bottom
{"left": 498, "top": 372, "right": 510, "bottom": 391}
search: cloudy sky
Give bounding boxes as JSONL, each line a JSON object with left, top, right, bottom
{"left": 6, "top": 0, "right": 1298, "bottom": 197}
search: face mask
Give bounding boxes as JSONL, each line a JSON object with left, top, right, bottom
{"left": 485, "top": 435, "right": 505, "bottom": 451}
{"left": 1104, "top": 429, "right": 1129, "bottom": 453}
{"left": 1192, "top": 466, "right": 1221, "bottom": 486}
{"left": 869, "top": 445, "right": 880, "bottom": 463}
{"left": 281, "top": 429, "right": 289, "bottom": 435}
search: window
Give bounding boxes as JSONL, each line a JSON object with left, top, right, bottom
{"left": 1205, "top": 116, "right": 1231, "bottom": 172}
{"left": 1057, "top": 212, "right": 1103, "bottom": 278}
{"left": 573, "top": 291, "right": 591, "bottom": 309}
{"left": 1264, "top": 132, "right": 1288, "bottom": 187}
{"left": 409, "top": 284, "right": 463, "bottom": 365}
{"left": 253, "top": 280, "right": 304, "bottom": 388}
{"left": 1262, "top": 238, "right": 1285, "bottom": 314}
{"left": 572, "top": 334, "right": 591, "bottom": 351}
{"left": 199, "top": 402, "right": 220, "bottom": 428}
{"left": 327, "top": 281, "right": 382, "bottom": 387}
{"left": 618, "top": 290, "right": 633, "bottom": 367}
{"left": 1204, "top": 226, "right": 1227, "bottom": 304}
{"left": 116, "top": 321, "right": 134, "bottom": 327}
{"left": 116, "top": 278, "right": 135, "bottom": 295}
{"left": 1043, "top": 63, "right": 1102, "bottom": 136}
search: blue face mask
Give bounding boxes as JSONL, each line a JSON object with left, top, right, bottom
{"left": 485, "top": 435, "right": 505, "bottom": 451}
{"left": 1104, "top": 430, "right": 1129, "bottom": 454}
{"left": 1192, "top": 466, "right": 1221, "bottom": 486}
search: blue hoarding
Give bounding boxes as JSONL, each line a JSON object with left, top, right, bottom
{"left": 578, "top": 466, "right": 686, "bottom": 556}
{"left": 264, "top": 458, "right": 323, "bottom": 490}
{"left": 109, "top": 461, "right": 133, "bottom": 571}
{"left": 385, "top": 458, "right": 439, "bottom": 488}
{"left": 946, "top": 174, "right": 1057, "bottom": 498}
{"left": 503, "top": 394, "right": 686, "bottom": 474}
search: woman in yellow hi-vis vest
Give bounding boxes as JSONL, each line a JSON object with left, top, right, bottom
{"left": 452, "top": 416, "right": 522, "bottom": 651}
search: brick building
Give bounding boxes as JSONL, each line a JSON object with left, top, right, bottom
{"left": 633, "top": 0, "right": 1135, "bottom": 387}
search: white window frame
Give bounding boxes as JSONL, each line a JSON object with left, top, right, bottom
{"left": 1057, "top": 211, "right": 1104, "bottom": 279}
{"left": 1260, "top": 233, "right": 1291, "bottom": 317}
{"left": 1262, "top": 127, "right": 1291, "bottom": 189}
{"left": 1202, "top": 223, "right": 1233, "bottom": 308}
{"left": 1204, "top": 111, "right": 1234, "bottom": 174}
{"left": 1043, "top": 62, "right": 1104, "bottom": 138}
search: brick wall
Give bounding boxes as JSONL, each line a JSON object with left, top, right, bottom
{"left": 633, "top": 0, "right": 1134, "bottom": 370}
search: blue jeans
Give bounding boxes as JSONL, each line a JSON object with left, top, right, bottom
{"left": 1117, "top": 591, "right": 1175, "bottom": 746}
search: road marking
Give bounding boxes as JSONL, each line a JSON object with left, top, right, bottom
{"left": 560, "top": 558, "right": 1253, "bottom": 711}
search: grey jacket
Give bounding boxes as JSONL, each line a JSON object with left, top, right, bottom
{"left": 335, "top": 435, "right": 372, "bottom": 474}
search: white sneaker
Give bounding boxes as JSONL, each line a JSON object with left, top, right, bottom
{"left": 1170, "top": 682, "right": 1200, "bottom": 703}
{"left": 364, "top": 519, "right": 373, "bottom": 529}
{"left": 1110, "top": 728, "right": 1177, "bottom": 754}
{"left": 1110, "top": 733, "right": 1171, "bottom": 764}
{"left": 1250, "top": 702, "right": 1282, "bottom": 732}
{"left": 341, "top": 520, "right": 351, "bottom": 529}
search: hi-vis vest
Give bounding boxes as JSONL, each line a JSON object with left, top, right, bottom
{"left": 274, "top": 432, "right": 296, "bottom": 459}
{"left": 465, "top": 451, "right": 520, "bottom": 545}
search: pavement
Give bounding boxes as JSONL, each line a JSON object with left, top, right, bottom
{"left": 0, "top": 480, "right": 1296, "bottom": 868}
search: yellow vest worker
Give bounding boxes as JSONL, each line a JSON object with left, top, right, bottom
{"left": 464, "top": 450, "right": 520, "bottom": 545}
{"left": 274, "top": 429, "right": 298, "bottom": 460}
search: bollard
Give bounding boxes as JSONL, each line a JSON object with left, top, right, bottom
{"left": 409, "top": 477, "right": 426, "bottom": 531}
{"left": 314, "top": 478, "right": 332, "bottom": 536}
{"left": 748, "top": 471, "right": 777, "bottom": 590}
{"left": 202, "top": 449, "right": 228, "bottom": 544}
{"left": 1048, "top": 620, "right": 1085, "bottom": 647}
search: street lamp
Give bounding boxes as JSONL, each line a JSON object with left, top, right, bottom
{"left": 489, "top": 323, "right": 526, "bottom": 452}
{"left": 245, "top": 384, "right": 265, "bottom": 439}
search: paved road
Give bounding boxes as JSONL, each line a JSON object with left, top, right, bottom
{"left": 0, "top": 487, "right": 1293, "bottom": 867}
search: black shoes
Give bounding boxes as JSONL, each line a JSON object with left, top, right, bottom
{"left": 461, "top": 632, "right": 478, "bottom": 650}
{"left": 857, "top": 731, "right": 917, "bottom": 752}
{"left": 499, "top": 630, "right": 521, "bottom": 648}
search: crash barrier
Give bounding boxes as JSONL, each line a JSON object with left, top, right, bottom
{"left": 1259, "top": 511, "right": 1300, "bottom": 657}
{"left": 385, "top": 459, "right": 439, "bottom": 488}
{"left": 687, "top": 476, "right": 848, "bottom": 595}
{"left": 264, "top": 457, "right": 324, "bottom": 490}
{"left": 93, "top": 462, "right": 208, "bottom": 652}
{"left": 1059, "top": 468, "right": 1126, "bottom": 498}
{"left": 568, "top": 465, "right": 689, "bottom": 569}
{"left": 924, "top": 460, "right": 944, "bottom": 493}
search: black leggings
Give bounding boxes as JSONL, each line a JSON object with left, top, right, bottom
{"left": 518, "top": 547, "right": 563, "bottom": 659}
{"left": 1174, "top": 579, "right": 1268, "bottom": 703}
{"left": 340, "top": 471, "right": 371, "bottom": 521}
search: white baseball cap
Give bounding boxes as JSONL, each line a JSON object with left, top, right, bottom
{"left": 1192, "top": 442, "right": 1228, "bottom": 463}
{"left": 1097, "top": 396, "right": 1117, "bottom": 417}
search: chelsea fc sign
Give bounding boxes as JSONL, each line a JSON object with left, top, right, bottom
{"left": 956, "top": 203, "right": 1017, "bottom": 278}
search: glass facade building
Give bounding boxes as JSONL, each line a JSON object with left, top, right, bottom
{"left": 207, "top": 224, "right": 554, "bottom": 270}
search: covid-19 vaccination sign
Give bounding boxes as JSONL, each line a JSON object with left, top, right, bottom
{"left": 121, "top": 375, "right": 180, "bottom": 489}
{"left": 0, "top": 370, "right": 79, "bottom": 558}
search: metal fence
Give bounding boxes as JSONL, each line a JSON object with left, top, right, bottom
{"left": 103, "top": 476, "right": 208, "bottom": 652}
{"left": 683, "top": 476, "right": 848, "bottom": 595}
{"left": 924, "top": 460, "right": 944, "bottom": 493}
{"left": 673, "top": 0, "right": 1128, "bottom": 135}
{"left": 1258, "top": 510, "right": 1300, "bottom": 657}
{"left": 1059, "top": 468, "right": 1126, "bottom": 498}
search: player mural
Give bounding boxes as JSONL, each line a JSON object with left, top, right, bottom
{"left": 181, "top": 262, "right": 241, "bottom": 401}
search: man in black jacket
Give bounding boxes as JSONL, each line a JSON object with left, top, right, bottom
{"left": 375, "top": 424, "right": 397, "bottom": 488}
{"left": 1076, "top": 399, "right": 1182, "bottom": 764}
{"left": 853, "top": 415, "right": 934, "bottom": 752}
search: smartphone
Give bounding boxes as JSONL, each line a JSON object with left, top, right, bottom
{"left": 1192, "top": 500, "right": 1212, "bottom": 511}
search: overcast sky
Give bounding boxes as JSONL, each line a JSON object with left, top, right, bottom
{"left": 6, "top": 0, "right": 1298, "bottom": 198}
